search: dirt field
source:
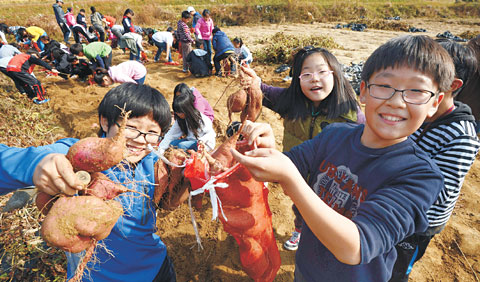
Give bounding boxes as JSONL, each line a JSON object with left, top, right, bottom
{"left": 1, "top": 18, "right": 479, "bottom": 281}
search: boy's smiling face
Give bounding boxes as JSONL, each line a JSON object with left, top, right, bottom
{"left": 359, "top": 65, "right": 444, "bottom": 148}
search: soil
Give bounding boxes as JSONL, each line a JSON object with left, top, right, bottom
{"left": 3, "top": 19, "right": 480, "bottom": 281}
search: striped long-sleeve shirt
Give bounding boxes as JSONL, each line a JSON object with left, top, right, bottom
{"left": 177, "top": 20, "right": 193, "bottom": 43}
{"left": 410, "top": 101, "right": 480, "bottom": 229}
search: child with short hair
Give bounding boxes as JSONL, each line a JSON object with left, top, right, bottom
{"left": 0, "top": 83, "right": 177, "bottom": 281}
{"left": 159, "top": 90, "right": 216, "bottom": 151}
{"left": 94, "top": 60, "right": 147, "bottom": 86}
{"left": 232, "top": 35, "right": 452, "bottom": 281}
{"left": 233, "top": 37, "right": 252, "bottom": 65}
{"left": 390, "top": 39, "right": 480, "bottom": 282}
{"left": 70, "top": 41, "right": 112, "bottom": 69}
{"left": 177, "top": 11, "right": 194, "bottom": 73}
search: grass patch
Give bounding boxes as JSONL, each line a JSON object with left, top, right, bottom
{"left": 254, "top": 32, "right": 340, "bottom": 64}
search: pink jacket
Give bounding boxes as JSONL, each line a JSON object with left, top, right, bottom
{"left": 195, "top": 17, "right": 214, "bottom": 40}
{"left": 192, "top": 87, "right": 214, "bottom": 121}
{"left": 108, "top": 60, "right": 147, "bottom": 84}
{"left": 65, "top": 12, "right": 76, "bottom": 27}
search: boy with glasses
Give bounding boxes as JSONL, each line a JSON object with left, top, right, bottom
{"left": 232, "top": 35, "right": 452, "bottom": 281}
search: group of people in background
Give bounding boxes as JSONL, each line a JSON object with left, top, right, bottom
{"left": 0, "top": 2, "right": 254, "bottom": 105}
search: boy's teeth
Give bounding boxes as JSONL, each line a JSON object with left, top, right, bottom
{"left": 382, "top": 115, "right": 402, "bottom": 122}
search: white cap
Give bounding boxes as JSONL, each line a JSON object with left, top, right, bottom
{"left": 187, "top": 6, "right": 195, "bottom": 13}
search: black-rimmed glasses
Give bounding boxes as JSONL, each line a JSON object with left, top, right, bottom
{"left": 367, "top": 83, "right": 436, "bottom": 105}
{"left": 114, "top": 122, "right": 162, "bottom": 143}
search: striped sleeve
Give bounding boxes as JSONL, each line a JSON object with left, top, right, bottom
{"left": 412, "top": 120, "right": 480, "bottom": 227}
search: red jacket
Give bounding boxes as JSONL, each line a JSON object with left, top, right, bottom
{"left": 7, "top": 53, "right": 51, "bottom": 73}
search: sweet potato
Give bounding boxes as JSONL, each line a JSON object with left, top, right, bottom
{"left": 66, "top": 114, "right": 129, "bottom": 173}
{"left": 35, "top": 191, "right": 56, "bottom": 216}
{"left": 156, "top": 148, "right": 191, "bottom": 210}
{"left": 41, "top": 195, "right": 123, "bottom": 253}
{"left": 85, "top": 172, "right": 128, "bottom": 200}
{"left": 245, "top": 85, "right": 263, "bottom": 122}
{"left": 227, "top": 89, "right": 248, "bottom": 123}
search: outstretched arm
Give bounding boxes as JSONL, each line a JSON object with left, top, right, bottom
{"left": 231, "top": 122, "right": 361, "bottom": 265}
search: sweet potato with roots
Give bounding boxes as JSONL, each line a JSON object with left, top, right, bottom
{"left": 66, "top": 113, "right": 129, "bottom": 173}
{"left": 41, "top": 195, "right": 123, "bottom": 253}
{"left": 84, "top": 172, "right": 128, "bottom": 200}
{"left": 154, "top": 147, "right": 191, "bottom": 210}
{"left": 227, "top": 69, "right": 262, "bottom": 123}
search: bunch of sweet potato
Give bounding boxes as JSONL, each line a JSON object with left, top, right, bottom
{"left": 37, "top": 115, "right": 130, "bottom": 254}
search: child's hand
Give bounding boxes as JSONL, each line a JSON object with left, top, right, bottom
{"left": 231, "top": 147, "right": 298, "bottom": 184}
{"left": 33, "top": 153, "right": 84, "bottom": 196}
{"left": 240, "top": 120, "right": 276, "bottom": 149}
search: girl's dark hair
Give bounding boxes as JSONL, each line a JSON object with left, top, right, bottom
{"left": 436, "top": 39, "right": 477, "bottom": 96}
{"left": 274, "top": 47, "right": 358, "bottom": 121}
{"left": 233, "top": 37, "right": 243, "bottom": 47}
{"left": 94, "top": 67, "right": 109, "bottom": 85}
{"left": 98, "top": 83, "right": 171, "bottom": 136}
{"left": 124, "top": 9, "right": 134, "bottom": 17}
{"left": 173, "top": 82, "right": 193, "bottom": 97}
{"left": 172, "top": 91, "right": 203, "bottom": 138}
{"left": 90, "top": 6, "right": 96, "bottom": 13}
{"left": 67, "top": 7, "right": 72, "bottom": 12}
{"left": 202, "top": 9, "right": 210, "bottom": 17}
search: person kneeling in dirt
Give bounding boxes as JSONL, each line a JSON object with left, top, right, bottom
{"left": 159, "top": 90, "right": 216, "bottom": 151}
{"left": 0, "top": 83, "right": 178, "bottom": 282}
{"left": 94, "top": 60, "right": 146, "bottom": 86}
{"left": 186, "top": 48, "right": 211, "bottom": 77}
{"left": 212, "top": 27, "right": 236, "bottom": 77}
{"left": 70, "top": 41, "right": 112, "bottom": 69}
{"left": 5, "top": 49, "right": 58, "bottom": 104}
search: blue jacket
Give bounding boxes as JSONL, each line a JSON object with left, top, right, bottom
{"left": 286, "top": 123, "right": 443, "bottom": 282}
{"left": 212, "top": 31, "right": 234, "bottom": 57}
{"left": 0, "top": 139, "right": 167, "bottom": 282}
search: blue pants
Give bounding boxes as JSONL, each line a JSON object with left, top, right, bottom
{"left": 129, "top": 46, "right": 141, "bottom": 61}
{"left": 135, "top": 75, "right": 146, "bottom": 85}
{"left": 153, "top": 40, "right": 172, "bottom": 62}
{"left": 170, "top": 139, "right": 197, "bottom": 151}
{"left": 202, "top": 39, "right": 212, "bottom": 65}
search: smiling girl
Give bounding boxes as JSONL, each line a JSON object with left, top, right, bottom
{"left": 242, "top": 47, "right": 364, "bottom": 251}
